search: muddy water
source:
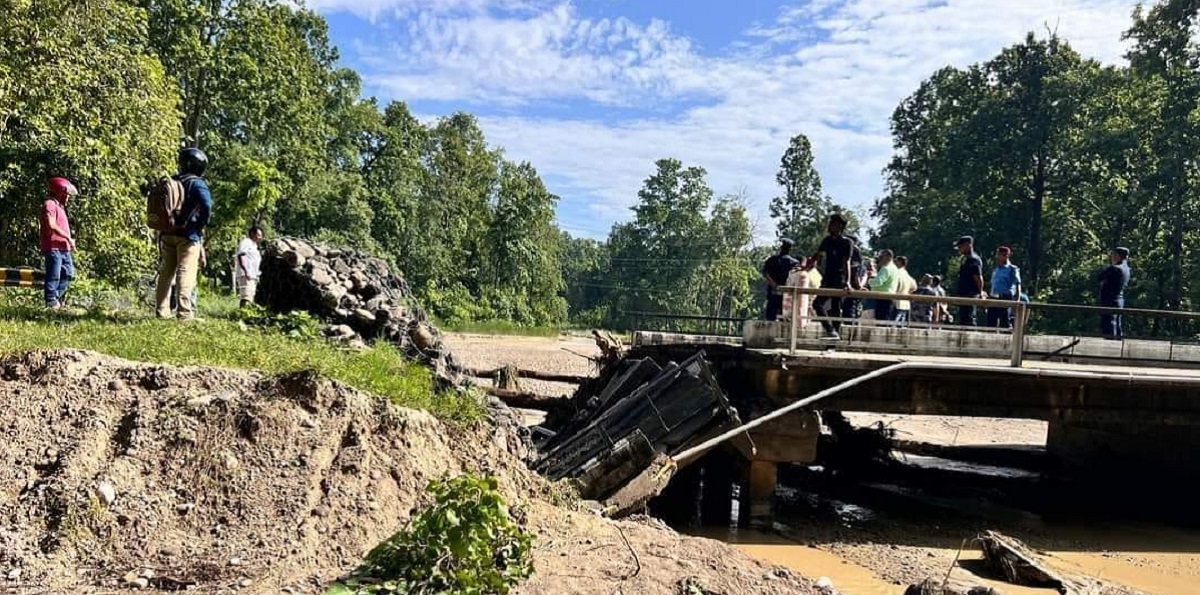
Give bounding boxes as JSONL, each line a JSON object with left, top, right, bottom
{"left": 696, "top": 528, "right": 1056, "bottom": 595}
{"left": 686, "top": 453, "right": 1200, "bottom": 595}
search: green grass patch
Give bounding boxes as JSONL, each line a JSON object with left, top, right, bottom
{"left": 0, "top": 296, "right": 482, "bottom": 423}
{"left": 438, "top": 319, "right": 562, "bottom": 338}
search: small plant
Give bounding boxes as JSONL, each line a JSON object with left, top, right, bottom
{"left": 232, "top": 304, "right": 320, "bottom": 339}
{"left": 329, "top": 474, "right": 534, "bottom": 595}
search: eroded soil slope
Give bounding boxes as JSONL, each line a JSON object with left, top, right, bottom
{"left": 0, "top": 350, "right": 815, "bottom": 595}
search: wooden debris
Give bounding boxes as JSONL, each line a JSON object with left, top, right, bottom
{"left": 904, "top": 578, "right": 1001, "bottom": 595}
{"left": 532, "top": 351, "right": 741, "bottom": 513}
{"left": 975, "top": 530, "right": 1080, "bottom": 594}
{"left": 483, "top": 387, "right": 565, "bottom": 411}
{"left": 495, "top": 364, "right": 522, "bottom": 392}
{"left": 464, "top": 366, "right": 592, "bottom": 384}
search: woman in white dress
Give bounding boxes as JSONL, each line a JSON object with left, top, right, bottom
{"left": 780, "top": 259, "right": 814, "bottom": 328}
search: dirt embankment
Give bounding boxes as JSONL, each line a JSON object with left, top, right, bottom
{"left": 0, "top": 350, "right": 817, "bottom": 595}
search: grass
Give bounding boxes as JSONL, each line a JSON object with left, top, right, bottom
{"left": 438, "top": 318, "right": 564, "bottom": 338}
{"left": 0, "top": 288, "right": 483, "bottom": 423}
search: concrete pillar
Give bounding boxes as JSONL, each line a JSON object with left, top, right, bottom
{"left": 744, "top": 460, "right": 778, "bottom": 528}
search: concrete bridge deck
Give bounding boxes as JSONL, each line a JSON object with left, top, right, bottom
{"left": 630, "top": 331, "right": 1200, "bottom": 523}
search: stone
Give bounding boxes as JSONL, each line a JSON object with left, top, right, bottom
{"left": 7, "top": 568, "right": 21, "bottom": 581}
{"left": 411, "top": 324, "right": 437, "bottom": 350}
{"left": 323, "top": 285, "right": 347, "bottom": 309}
{"left": 295, "top": 242, "right": 316, "bottom": 259}
{"left": 284, "top": 251, "right": 307, "bottom": 268}
{"left": 353, "top": 309, "right": 376, "bottom": 325}
{"left": 228, "top": 557, "right": 243, "bottom": 567}
{"left": 133, "top": 577, "right": 149, "bottom": 589}
{"left": 238, "top": 578, "right": 252, "bottom": 588}
{"left": 95, "top": 481, "right": 116, "bottom": 506}
{"left": 310, "top": 267, "right": 334, "bottom": 287}
{"left": 107, "top": 379, "right": 126, "bottom": 392}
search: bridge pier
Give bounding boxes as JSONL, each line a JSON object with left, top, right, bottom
{"left": 729, "top": 410, "right": 820, "bottom": 527}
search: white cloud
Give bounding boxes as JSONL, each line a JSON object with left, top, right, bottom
{"left": 334, "top": 0, "right": 1140, "bottom": 240}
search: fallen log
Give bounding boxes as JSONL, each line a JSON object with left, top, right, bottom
{"left": 484, "top": 386, "right": 566, "bottom": 410}
{"left": 465, "top": 366, "right": 592, "bottom": 384}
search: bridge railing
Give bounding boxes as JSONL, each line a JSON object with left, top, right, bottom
{"left": 624, "top": 310, "right": 746, "bottom": 337}
{"left": 780, "top": 286, "right": 1200, "bottom": 367}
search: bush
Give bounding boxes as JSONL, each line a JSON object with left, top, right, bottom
{"left": 330, "top": 474, "right": 533, "bottom": 595}
{"left": 231, "top": 304, "right": 321, "bottom": 340}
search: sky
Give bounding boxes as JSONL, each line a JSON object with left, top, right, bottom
{"left": 307, "top": 0, "right": 1141, "bottom": 242}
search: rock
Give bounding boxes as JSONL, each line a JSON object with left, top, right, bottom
{"left": 139, "top": 568, "right": 154, "bottom": 580}
{"left": 133, "top": 577, "right": 149, "bottom": 589}
{"left": 286, "top": 252, "right": 307, "bottom": 268}
{"left": 186, "top": 395, "right": 214, "bottom": 409}
{"left": 238, "top": 578, "right": 253, "bottom": 588}
{"left": 322, "top": 285, "right": 347, "bottom": 308}
{"left": 7, "top": 568, "right": 21, "bottom": 581}
{"left": 295, "top": 242, "right": 316, "bottom": 259}
{"left": 312, "top": 505, "right": 330, "bottom": 518}
{"left": 95, "top": 481, "right": 116, "bottom": 506}
{"left": 816, "top": 577, "right": 835, "bottom": 592}
{"left": 160, "top": 546, "right": 182, "bottom": 558}
{"left": 228, "top": 557, "right": 243, "bottom": 567}
{"left": 107, "top": 379, "right": 126, "bottom": 392}
{"left": 411, "top": 324, "right": 437, "bottom": 350}
{"left": 353, "top": 309, "right": 376, "bottom": 325}
{"left": 310, "top": 267, "right": 334, "bottom": 287}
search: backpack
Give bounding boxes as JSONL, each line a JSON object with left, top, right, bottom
{"left": 146, "top": 176, "right": 185, "bottom": 232}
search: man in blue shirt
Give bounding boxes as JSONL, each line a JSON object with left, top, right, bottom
{"left": 954, "top": 236, "right": 985, "bottom": 326}
{"left": 1099, "top": 247, "right": 1131, "bottom": 338}
{"left": 986, "top": 246, "right": 1022, "bottom": 329}
{"left": 155, "top": 147, "right": 213, "bottom": 320}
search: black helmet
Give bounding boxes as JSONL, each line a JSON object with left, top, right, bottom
{"left": 178, "top": 147, "right": 209, "bottom": 176}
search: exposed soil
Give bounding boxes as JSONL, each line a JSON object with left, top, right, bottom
{"left": 0, "top": 349, "right": 818, "bottom": 595}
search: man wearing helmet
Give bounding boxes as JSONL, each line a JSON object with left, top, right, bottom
{"left": 40, "top": 177, "right": 78, "bottom": 310}
{"left": 155, "top": 147, "right": 213, "bottom": 320}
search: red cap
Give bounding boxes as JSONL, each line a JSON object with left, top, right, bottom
{"left": 47, "top": 177, "right": 78, "bottom": 201}
{"left": 997, "top": 246, "right": 1012, "bottom": 255}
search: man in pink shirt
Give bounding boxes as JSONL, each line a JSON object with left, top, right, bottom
{"left": 40, "top": 177, "right": 77, "bottom": 309}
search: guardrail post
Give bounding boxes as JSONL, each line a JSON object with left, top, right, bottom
{"left": 1010, "top": 302, "right": 1027, "bottom": 368}
{"left": 789, "top": 286, "right": 799, "bottom": 355}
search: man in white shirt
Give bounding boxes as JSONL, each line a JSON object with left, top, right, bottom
{"left": 234, "top": 226, "right": 264, "bottom": 308}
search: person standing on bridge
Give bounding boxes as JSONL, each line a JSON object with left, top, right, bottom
{"left": 810, "top": 214, "right": 857, "bottom": 340}
{"left": 867, "top": 249, "right": 898, "bottom": 322}
{"left": 761, "top": 238, "right": 800, "bottom": 321}
{"left": 893, "top": 256, "right": 918, "bottom": 324}
{"left": 986, "top": 246, "right": 1022, "bottom": 329}
{"left": 39, "top": 177, "right": 78, "bottom": 310}
{"left": 955, "top": 236, "right": 986, "bottom": 326}
{"left": 1099, "top": 247, "right": 1131, "bottom": 339}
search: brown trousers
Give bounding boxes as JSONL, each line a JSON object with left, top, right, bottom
{"left": 156, "top": 235, "right": 202, "bottom": 319}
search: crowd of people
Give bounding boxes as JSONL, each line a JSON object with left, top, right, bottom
{"left": 37, "top": 148, "right": 263, "bottom": 319}
{"left": 762, "top": 214, "right": 1133, "bottom": 340}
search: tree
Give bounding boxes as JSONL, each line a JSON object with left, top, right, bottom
{"left": 481, "top": 160, "right": 567, "bottom": 325}
{"left": 0, "top": 0, "right": 179, "bottom": 283}
{"left": 874, "top": 34, "right": 1102, "bottom": 294}
{"left": 1125, "top": 0, "right": 1200, "bottom": 312}
{"left": 771, "top": 135, "right": 834, "bottom": 250}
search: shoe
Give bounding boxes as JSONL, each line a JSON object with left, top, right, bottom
{"left": 820, "top": 331, "right": 841, "bottom": 341}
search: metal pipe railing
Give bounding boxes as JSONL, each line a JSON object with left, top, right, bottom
{"left": 778, "top": 286, "right": 1200, "bottom": 367}
{"left": 673, "top": 360, "right": 1200, "bottom": 465}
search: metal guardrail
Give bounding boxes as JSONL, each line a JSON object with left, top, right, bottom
{"left": 625, "top": 310, "right": 747, "bottom": 337}
{"left": 1, "top": 267, "right": 44, "bottom": 288}
{"left": 781, "top": 286, "right": 1200, "bottom": 368}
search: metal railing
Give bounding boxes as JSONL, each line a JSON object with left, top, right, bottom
{"left": 780, "top": 286, "right": 1200, "bottom": 368}
{"left": 625, "top": 311, "right": 747, "bottom": 337}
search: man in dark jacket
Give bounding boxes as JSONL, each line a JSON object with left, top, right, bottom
{"left": 1099, "top": 247, "right": 1131, "bottom": 339}
{"left": 155, "top": 147, "right": 213, "bottom": 321}
{"left": 761, "top": 238, "right": 800, "bottom": 321}
{"left": 954, "top": 236, "right": 985, "bottom": 326}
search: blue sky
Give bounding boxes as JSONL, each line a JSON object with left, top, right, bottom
{"left": 308, "top": 0, "right": 1139, "bottom": 243}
